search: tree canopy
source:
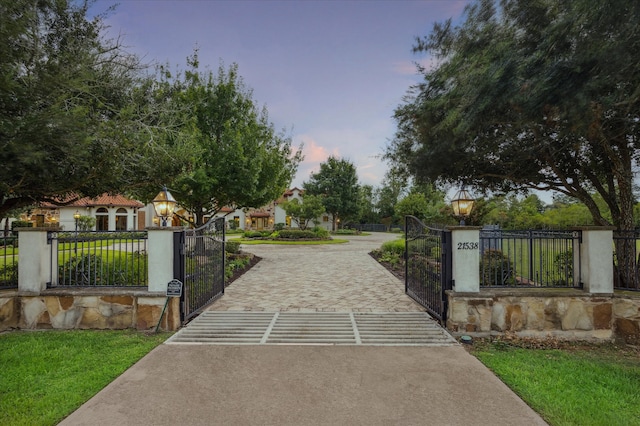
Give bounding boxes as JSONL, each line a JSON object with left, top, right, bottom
{"left": 303, "top": 156, "right": 359, "bottom": 230}
{"left": 387, "top": 0, "right": 640, "bottom": 231}
{"left": 154, "top": 55, "right": 303, "bottom": 227}
{"left": 0, "top": 0, "right": 183, "bottom": 218}
{"left": 280, "top": 194, "right": 325, "bottom": 230}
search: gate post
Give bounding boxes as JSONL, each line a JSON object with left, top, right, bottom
{"left": 147, "top": 228, "right": 176, "bottom": 293}
{"left": 450, "top": 226, "right": 481, "bottom": 293}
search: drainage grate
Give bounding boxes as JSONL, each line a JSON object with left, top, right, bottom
{"left": 166, "top": 312, "right": 457, "bottom": 346}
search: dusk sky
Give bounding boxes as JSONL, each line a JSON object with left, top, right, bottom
{"left": 97, "top": 0, "right": 469, "bottom": 189}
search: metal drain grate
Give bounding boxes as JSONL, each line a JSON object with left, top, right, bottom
{"left": 166, "top": 312, "right": 457, "bottom": 346}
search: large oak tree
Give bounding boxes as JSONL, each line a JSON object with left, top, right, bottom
{"left": 0, "top": 0, "right": 185, "bottom": 218}
{"left": 387, "top": 0, "right": 640, "bottom": 232}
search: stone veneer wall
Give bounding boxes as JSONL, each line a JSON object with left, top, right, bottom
{"left": 447, "top": 289, "right": 640, "bottom": 343}
{"left": 0, "top": 289, "right": 180, "bottom": 332}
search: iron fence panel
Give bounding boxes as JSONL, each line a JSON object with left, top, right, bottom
{"left": 1, "top": 234, "right": 18, "bottom": 289}
{"left": 479, "top": 229, "right": 581, "bottom": 288}
{"left": 613, "top": 230, "right": 640, "bottom": 291}
{"left": 49, "top": 231, "right": 148, "bottom": 287}
{"left": 179, "top": 217, "right": 225, "bottom": 323}
{"left": 405, "top": 216, "right": 452, "bottom": 322}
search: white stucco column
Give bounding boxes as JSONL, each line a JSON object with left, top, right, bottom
{"left": 450, "top": 227, "right": 481, "bottom": 293}
{"left": 579, "top": 227, "right": 614, "bottom": 294}
{"left": 147, "top": 228, "right": 179, "bottom": 293}
{"left": 18, "top": 228, "right": 53, "bottom": 293}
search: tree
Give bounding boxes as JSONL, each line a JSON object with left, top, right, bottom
{"left": 304, "top": 157, "right": 360, "bottom": 231}
{"left": 395, "top": 193, "right": 429, "bottom": 222}
{"left": 159, "top": 55, "right": 303, "bottom": 227}
{"left": 280, "top": 194, "right": 325, "bottom": 230}
{"left": 375, "top": 174, "right": 406, "bottom": 227}
{"left": 387, "top": 0, "right": 640, "bottom": 233}
{"left": 0, "top": 1, "right": 185, "bottom": 219}
{"left": 355, "top": 184, "right": 379, "bottom": 224}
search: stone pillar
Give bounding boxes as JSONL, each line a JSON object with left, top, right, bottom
{"left": 450, "top": 226, "right": 481, "bottom": 293}
{"left": 579, "top": 227, "right": 615, "bottom": 294}
{"left": 18, "top": 228, "right": 53, "bottom": 293}
{"left": 147, "top": 227, "right": 179, "bottom": 293}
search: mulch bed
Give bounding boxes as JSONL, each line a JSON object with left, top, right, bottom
{"left": 369, "top": 250, "right": 405, "bottom": 281}
{"left": 226, "top": 255, "right": 262, "bottom": 286}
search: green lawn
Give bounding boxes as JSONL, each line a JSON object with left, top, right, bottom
{"left": 0, "top": 330, "right": 169, "bottom": 426}
{"left": 471, "top": 340, "right": 640, "bottom": 426}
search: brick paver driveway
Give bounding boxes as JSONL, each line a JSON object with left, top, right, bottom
{"left": 209, "top": 232, "right": 424, "bottom": 312}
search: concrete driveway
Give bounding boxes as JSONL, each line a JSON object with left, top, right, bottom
{"left": 60, "top": 233, "right": 547, "bottom": 425}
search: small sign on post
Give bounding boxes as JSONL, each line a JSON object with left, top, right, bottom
{"left": 156, "top": 279, "right": 183, "bottom": 333}
{"left": 166, "top": 279, "right": 183, "bottom": 297}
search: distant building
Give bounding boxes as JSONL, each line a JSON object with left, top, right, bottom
{"left": 33, "top": 194, "right": 144, "bottom": 231}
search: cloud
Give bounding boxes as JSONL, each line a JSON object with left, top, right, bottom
{"left": 296, "top": 135, "right": 340, "bottom": 163}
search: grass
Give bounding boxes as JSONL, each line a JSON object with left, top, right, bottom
{"left": 0, "top": 329, "right": 169, "bottom": 426}
{"left": 471, "top": 339, "right": 640, "bottom": 426}
{"left": 238, "top": 238, "right": 349, "bottom": 245}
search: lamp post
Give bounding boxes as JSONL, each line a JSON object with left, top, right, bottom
{"left": 451, "top": 187, "right": 475, "bottom": 225}
{"left": 73, "top": 210, "right": 80, "bottom": 254}
{"left": 151, "top": 186, "right": 177, "bottom": 227}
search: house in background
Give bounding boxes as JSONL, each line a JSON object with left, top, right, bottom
{"left": 204, "top": 187, "right": 332, "bottom": 231}
{"left": 30, "top": 194, "right": 145, "bottom": 231}
{"left": 17, "top": 188, "right": 334, "bottom": 232}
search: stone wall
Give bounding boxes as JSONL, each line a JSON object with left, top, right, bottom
{"left": 0, "top": 289, "right": 180, "bottom": 332}
{"left": 447, "top": 289, "right": 640, "bottom": 342}
{"left": 613, "top": 293, "right": 640, "bottom": 344}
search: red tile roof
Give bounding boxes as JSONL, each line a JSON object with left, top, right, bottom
{"left": 40, "top": 194, "right": 144, "bottom": 208}
{"left": 249, "top": 212, "right": 271, "bottom": 218}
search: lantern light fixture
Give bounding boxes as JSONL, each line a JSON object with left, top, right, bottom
{"left": 451, "top": 187, "right": 475, "bottom": 225}
{"left": 152, "top": 186, "right": 177, "bottom": 226}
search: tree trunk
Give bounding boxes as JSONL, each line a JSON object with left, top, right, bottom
{"left": 612, "top": 158, "right": 636, "bottom": 289}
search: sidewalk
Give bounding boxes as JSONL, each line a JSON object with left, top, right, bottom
{"left": 60, "top": 234, "right": 547, "bottom": 425}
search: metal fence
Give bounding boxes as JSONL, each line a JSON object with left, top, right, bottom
{"left": 347, "top": 223, "right": 387, "bottom": 232}
{"left": 405, "top": 216, "right": 452, "bottom": 322}
{"left": 49, "top": 231, "right": 148, "bottom": 287}
{"left": 479, "top": 229, "right": 581, "bottom": 288}
{"left": 0, "top": 233, "right": 18, "bottom": 289}
{"left": 177, "top": 217, "right": 225, "bottom": 323}
{"left": 613, "top": 230, "right": 640, "bottom": 291}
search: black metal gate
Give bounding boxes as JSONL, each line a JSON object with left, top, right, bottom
{"left": 175, "top": 217, "right": 225, "bottom": 324}
{"left": 405, "top": 216, "right": 452, "bottom": 323}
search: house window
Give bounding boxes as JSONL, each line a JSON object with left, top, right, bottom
{"left": 96, "top": 208, "right": 109, "bottom": 231}
{"left": 323, "top": 216, "right": 329, "bottom": 222}
{"left": 233, "top": 216, "right": 240, "bottom": 228}
{"left": 115, "top": 208, "right": 127, "bottom": 230}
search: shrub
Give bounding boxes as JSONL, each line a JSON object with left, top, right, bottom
{"left": 333, "top": 229, "right": 359, "bottom": 235}
{"left": 277, "top": 229, "right": 318, "bottom": 239}
{"left": 553, "top": 249, "right": 573, "bottom": 285}
{"left": 312, "top": 226, "right": 330, "bottom": 239}
{"left": 378, "top": 251, "right": 402, "bottom": 268}
{"left": 480, "top": 249, "right": 515, "bottom": 286}
{"left": 11, "top": 220, "right": 32, "bottom": 231}
{"left": 0, "top": 263, "right": 18, "bottom": 286}
{"left": 225, "top": 253, "right": 251, "bottom": 280}
{"left": 274, "top": 223, "right": 285, "bottom": 231}
{"left": 243, "top": 231, "right": 264, "bottom": 238}
{"left": 1, "top": 236, "right": 17, "bottom": 247}
{"left": 381, "top": 239, "right": 405, "bottom": 256}
{"left": 225, "top": 241, "right": 241, "bottom": 254}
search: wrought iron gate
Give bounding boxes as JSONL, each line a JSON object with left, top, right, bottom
{"left": 175, "top": 217, "right": 225, "bottom": 323}
{"left": 405, "top": 216, "right": 452, "bottom": 323}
